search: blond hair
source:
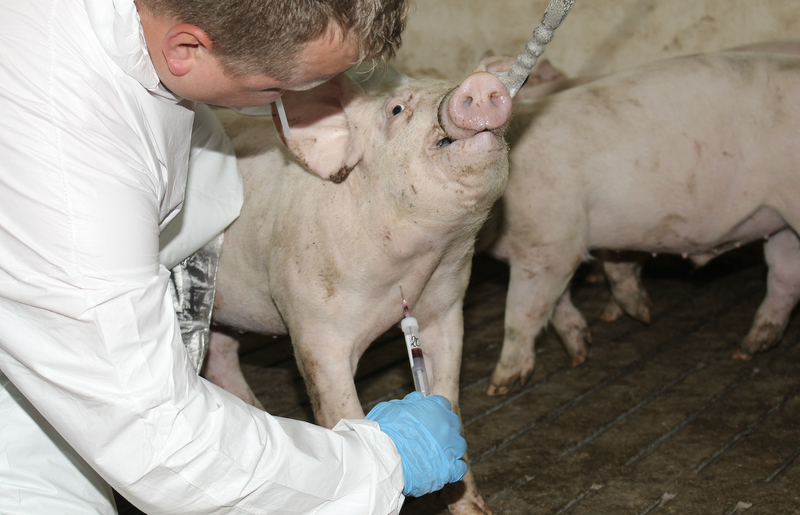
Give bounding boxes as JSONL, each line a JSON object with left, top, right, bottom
{"left": 138, "top": 0, "right": 408, "bottom": 81}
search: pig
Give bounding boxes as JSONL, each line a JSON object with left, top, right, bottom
{"left": 482, "top": 42, "right": 800, "bottom": 348}
{"left": 207, "top": 70, "right": 512, "bottom": 514}
{"left": 484, "top": 50, "right": 800, "bottom": 396}
{"left": 475, "top": 42, "right": 800, "bottom": 391}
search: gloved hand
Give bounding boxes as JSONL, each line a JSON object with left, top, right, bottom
{"left": 365, "top": 391, "right": 468, "bottom": 497}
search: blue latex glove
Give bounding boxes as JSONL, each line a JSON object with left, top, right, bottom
{"left": 365, "top": 392, "right": 468, "bottom": 497}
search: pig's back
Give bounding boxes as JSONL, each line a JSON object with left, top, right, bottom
{"left": 507, "top": 52, "right": 800, "bottom": 252}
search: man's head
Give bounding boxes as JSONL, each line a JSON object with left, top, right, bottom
{"left": 136, "top": 0, "right": 408, "bottom": 107}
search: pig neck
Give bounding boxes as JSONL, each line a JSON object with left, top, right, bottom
{"left": 367, "top": 156, "right": 501, "bottom": 243}
{"left": 343, "top": 162, "right": 483, "bottom": 268}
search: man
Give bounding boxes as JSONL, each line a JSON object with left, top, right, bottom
{"left": 0, "top": 0, "right": 468, "bottom": 513}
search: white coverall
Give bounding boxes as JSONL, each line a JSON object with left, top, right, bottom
{"left": 0, "top": 0, "right": 405, "bottom": 513}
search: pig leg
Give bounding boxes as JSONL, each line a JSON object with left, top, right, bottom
{"left": 601, "top": 255, "right": 651, "bottom": 324}
{"left": 292, "top": 338, "right": 363, "bottom": 428}
{"left": 204, "top": 328, "right": 265, "bottom": 410}
{"left": 599, "top": 297, "right": 626, "bottom": 322}
{"left": 419, "top": 272, "right": 491, "bottom": 514}
{"left": 297, "top": 309, "right": 489, "bottom": 512}
{"left": 734, "top": 228, "right": 800, "bottom": 360}
{"left": 425, "top": 314, "right": 492, "bottom": 515}
{"left": 488, "top": 252, "right": 580, "bottom": 396}
{"left": 550, "top": 289, "right": 591, "bottom": 366}
{"left": 441, "top": 469, "right": 489, "bottom": 515}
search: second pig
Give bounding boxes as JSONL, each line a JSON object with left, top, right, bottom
{"left": 210, "top": 70, "right": 512, "bottom": 514}
{"left": 486, "top": 50, "right": 800, "bottom": 395}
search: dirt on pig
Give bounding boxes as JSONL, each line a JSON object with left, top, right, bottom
{"left": 115, "top": 241, "right": 800, "bottom": 514}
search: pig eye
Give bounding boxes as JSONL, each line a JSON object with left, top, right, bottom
{"left": 391, "top": 105, "right": 405, "bottom": 116}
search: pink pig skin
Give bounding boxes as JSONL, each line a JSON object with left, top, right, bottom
{"left": 484, "top": 50, "right": 800, "bottom": 396}
{"left": 209, "top": 72, "right": 510, "bottom": 514}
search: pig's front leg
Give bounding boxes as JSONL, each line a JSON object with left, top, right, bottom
{"left": 420, "top": 299, "right": 491, "bottom": 515}
{"left": 441, "top": 467, "right": 490, "bottom": 515}
{"left": 292, "top": 335, "right": 364, "bottom": 428}
{"left": 734, "top": 228, "right": 800, "bottom": 360}
{"left": 488, "top": 250, "right": 580, "bottom": 396}
{"left": 204, "top": 328, "right": 265, "bottom": 410}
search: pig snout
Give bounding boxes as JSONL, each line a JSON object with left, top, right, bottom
{"left": 442, "top": 71, "right": 512, "bottom": 140}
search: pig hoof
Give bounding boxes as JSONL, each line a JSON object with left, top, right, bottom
{"left": 740, "top": 322, "right": 785, "bottom": 357}
{"left": 732, "top": 349, "right": 754, "bottom": 361}
{"left": 443, "top": 489, "right": 492, "bottom": 515}
{"left": 487, "top": 369, "right": 532, "bottom": 396}
{"left": 487, "top": 360, "right": 534, "bottom": 396}
{"left": 486, "top": 383, "right": 510, "bottom": 397}
{"left": 571, "top": 355, "right": 587, "bottom": 367}
{"left": 446, "top": 498, "right": 492, "bottom": 515}
{"left": 600, "top": 300, "right": 624, "bottom": 322}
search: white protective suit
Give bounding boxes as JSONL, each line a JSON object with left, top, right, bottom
{"left": 0, "top": 0, "right": 405, "bottom": 513}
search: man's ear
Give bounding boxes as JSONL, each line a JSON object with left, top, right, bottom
{"left": 162, "top": 24, "right": 213, "bottom": 77}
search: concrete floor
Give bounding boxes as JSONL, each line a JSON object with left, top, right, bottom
{"left": 116, "top": 242, "right": 800, "bottom": 514}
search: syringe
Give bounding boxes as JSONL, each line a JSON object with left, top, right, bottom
{"left": 400, "top": 293, "right": 431, "bottom": 396}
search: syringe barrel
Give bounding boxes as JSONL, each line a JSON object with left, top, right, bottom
{"left": 401, "top": 317, "right": 420, "bottom": 370}
{"left": 402, "top": 316, "right": 430, "bottom": 396}
{"left": 412, "top": 356, "right": 431, "bottom": 396}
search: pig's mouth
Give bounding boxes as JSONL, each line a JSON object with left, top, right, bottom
{"left": 435, "top": 135, "right": 456, "bottom": 148}
{"left": 435, "top": 131, "right": 495, "bottom": 150}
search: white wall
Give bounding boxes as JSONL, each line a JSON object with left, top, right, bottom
{"left": 394, "top": 0, "right": 800, "bottom": 79}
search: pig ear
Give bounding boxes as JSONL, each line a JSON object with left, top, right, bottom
{"left": 274, "top": 74, "right": 364, "bottom": 182}
{"left": 530, "top": 59, "right": 567, "bottom": 85}
{"left": 472, "top": 52, "right": 517, "bottom": 74}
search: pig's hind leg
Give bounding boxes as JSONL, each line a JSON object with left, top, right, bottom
{"left": 601, "top": 254, "right": 652, "bottom": 324}
{"left": 550, "top": 289, "right": 591, "bottom": 367}
{"left": 204, "top": 328, "right": 265, "bottom": 410}
{"left": 734, "top": 228, "right": 800, "bottom": 360}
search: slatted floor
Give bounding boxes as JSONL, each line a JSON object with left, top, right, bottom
{"left": 116, "top": 242, "right": 800, "bottom": 514}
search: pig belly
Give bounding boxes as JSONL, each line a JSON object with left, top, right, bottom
{"left": 588, "top": 205, "right": 787, "bottom": 257}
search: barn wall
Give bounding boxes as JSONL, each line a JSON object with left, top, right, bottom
{"left": 394, "top": 0, "right": 800, "bottom": 79}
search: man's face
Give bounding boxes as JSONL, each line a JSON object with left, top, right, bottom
{"left": 161, "top": 26, "right": 360, "bottom": 108}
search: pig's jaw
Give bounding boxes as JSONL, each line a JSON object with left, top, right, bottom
{"left": 458, "top": 130, "right": 507, "bottom": 152}
{"left": 384, "top": 148, "right": 507, "bottom": 231}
